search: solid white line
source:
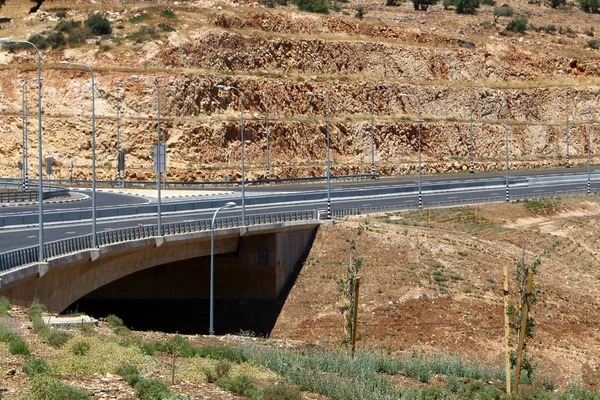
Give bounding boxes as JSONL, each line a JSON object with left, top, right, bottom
{"left": 27, "top": 235, "right": 36, "bottom": 238}
{"left": 65, "top": 231, "right": 76, "bottom": 234}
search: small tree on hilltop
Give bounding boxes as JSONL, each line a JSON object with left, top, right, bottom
{"left": 454, "top": 0, "right": 480, "bottom": 13}
{"left": 412, "top": 0, "right": 440, "bottom": 10}
{"left": 493, "top": 4, "right": 513, "bottom": 22}
{"left": 294, "top": 0, "right": 329, "bottom": 13}
{"left": 85, "top": 13, "right": 112, "bottom": 35}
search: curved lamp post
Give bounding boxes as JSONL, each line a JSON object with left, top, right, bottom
{"left": 399, "top": 93, "right": 422, "bottom": 209}
{"left": 21, "top": 76, "right": 42, "bottom": 192}
{"left": 469, "top": 84, "right": 485, "bottom": 173}
{"left": 0, "top": 38, "right": 44, "bottom": 262}
{"left": 369, "top": 83, "right": 395, "bottom": 177}
{"left": 210, "top": 201, "right": 236, "bottom": 335}
{"left": 575, "top": 97, "right": 593, "bottom": 194}
{"left": 565, "top": 84, "right": 580, "bottom": 168}
{"left": 490, "top": 95, "right": 510, "bottom": 202}
{"left": 307, "top": 91, "right": 332, "bottom": 219}
{"left": 216, "top": 85, "right": 246, "bottom": 224}
{"left": 115, "top": 80, "right": 126, "bottom": 188}
{"left": 264, "top": 82, "right": 284, "bottom": 182}
{"left": 61, "top": 61, "right": 98, "bottom": 248}
{"left": 131, "top": 75, "right": 162, "bottom": 235}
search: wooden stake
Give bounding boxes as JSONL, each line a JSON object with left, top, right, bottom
{"left": 512, "top": 270, "right": 533, "bottom": 393}
{"left": 503, "top": 265, "right": 511, "bottom": 395}
{"left": 171, "top": 345, "right": 176, "bottom": 385}
{"left": 351, "top": 277, "right": 361, "bottom": 358}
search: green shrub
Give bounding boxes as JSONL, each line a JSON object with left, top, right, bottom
{"left": 28, "top": 374, "right": 91, "bottom": 400}
{"left": 106, "top": 314, "right": 129, "bottom": 335}
{"left": 26, "top": 33, "right": 49, "bottom": 49}
{"left": 72, "top": 341, "right": 91, "bottom": 356}
{"left": 85, "top": 13, "right": 112, "bottom": 35}
{"left": 134, "top": 378, "right": 172, "bottom": 400}
{"left": 46, "top": 31, "right": 66, "bottom": 48}
{"left": 157, "top": 23, "right": 175, "bottom": 32}
{"left": 202, "top": 360, "right": 232, "bottom": 383}
{"left": 262, "top": 383, "right": 302, "bottom": 400}
{"left": 0, "top": 297, "right": 10, "bottom": 316}
{"left": 126, "top": 25, "right": 159, "bottom": 44}
{"left": 55, "top": 11, "right": 67, "bottom": 19}
{"left": 551, "top": 0, "right": 565, "bottom": 7}
{"left": 354, "top": 5, "right": 365, "bottom": 18}
{"left": 579, "top": 0, "right": 600, "bottom": 12}
{"left": 412, "top": 0, "right": 440, "bottom": 10}
{"left": 481, "top": 0, "right": 495, "bottom": 4}
{"left": 216, "top": 373, "right": 259, "bottom": 399}
{"left": 505, "top": 17, "right": 527, "bottom": 32}
{"left": 161, "top": 9, "right": 175, "bottom": 17}
{"left": 129, "top": 12, "right": 149, "bottom": 23}
{"left": 23, "top": 357, "right": 52, "bottom": 377}
{"left": 47, "top": 330, "right": 72, "bottom": 349}
{"left": 55, "top": 19, "right": 81, "bottom": 33}
{"left": 115, "top": 363, "right": 141, "bottom": 386}
{"left": 0, "top": 326, "right": 17, "bottom": 343}
{"left": 493, "top": 4, "right": 513, "bottom": 22}
{"left": 9, "top": 337, "right": 30, "bottom": 356}
{"left": 386, "top": 0, "right": 401, "bottom": 4}
{"left": 454, "top": 0, "right": 480, "bottom": 14}
{"left": 28, "top": 302, "right": 47, "bottom": 321}
{"left": 78, "top": 322, "right": 95, "bottom": 336}
{"left": 294, "top": 0, "right": 328, "bottom": 13}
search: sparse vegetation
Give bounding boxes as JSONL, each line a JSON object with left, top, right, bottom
{"left": 412, "top": 0, "right": 440, "bottom": 10}
{"left": 294, "top": 0, "right": 329, "bottom": 13}
{"left": 129, "top": 12, "right": 149, "bottom": 23}
{"left": 506, "top": 17, "right": 528, "bottom": 32}
{"left": 493, "top": 4, "right": 513, "bottom": 22}
{"left": 106, "top": 314, "right": 130, "bottom": 335}
{"left": 0, "top": 297, "right": 10, "bottom": 316}
{"left": 579, "top": 0, "right": 600, "bottom": 12}
{"left": 161, "top": 9, "right": 175, "bottom": 18}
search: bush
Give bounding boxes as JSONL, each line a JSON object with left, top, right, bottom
{"left": 126, "top": 25, "right": 159, "bottom": 44}
{"left": 55, "top": 19, "right": 81, "bottom": 33}
{"left": 23, "top": 357, "right": 52, "bottom": 377}
{"left": 161, "top": 9, "right": 175, "bottom": 18}
{"left": 588, "top": 39, "right": 599, "bottom": 49}
{"left": 294, "top": 0, "right": 329, "bottom": 13}
{"left": 493, "top": 4, "right": 513, "bottom": 22}
{"left": 129, "top": 12, "right": 149, "bottom": 22}
{"left": 9, "top": 337, "right": 30, "bottom": 356}
{"left": 454, "top": 0, "right": 480, "bottom": 13}
{"left": 72, "top": 341, "right": 91, "bottom": 356}
{"left": 85, "top": 13, "right": 112, "bottom": 35}
{"left": 0, "top": 326, "right": 18, "bottom": 343}
{"left": 412, "top": 0, "right": 440, "bottom": 10}
{"left": 481, "top": 0, "right": 495, "bottom": 4}
{"left": 134, "top": 378, "right": 172, "bottom": 400}
{"left": 106, "top": 314, "right": 129, "bottom": 335}
{"left": 386, "top": 0, "right": 401, "bottom": 5}
{"left": 28, "top": 374, "right": 91, "bottom": 400}
{"left": 355, "top": 5, "right": 366, "bottom": 18}
{"left": 25, "top": 33, "right": 48, "bottom": 49}
{"left": 46, "top": 31, "right": 65, "bottom": 48}
{"left": 262, "top": 383, "right": 303, "bottom": 400}
{"left": 551, "top": 0, "right": 565, "bottom": 7}
{"left": 28, "top": 302, "right": 47, "bottom": 322}
{"left": 55, "top": 11, "right": 67, "bottom": 18}
{"left": 202, "top": 360, "right": 232, "bottom": 383}
{"left": 579, "top": 0, "right": 600, "bottom": 12}
{"left": 505, "top": 17, "right": 527, "bottom": 32}
{"left": 157, "top": 23, "right": 175, "bottom": 32}
{"left": 216, "top": 373, "right": 259, "bottom": 399}
{"left": 115, "top": 363, "right": 141, "bottom": 386}
{"left": 47, "top": 330, "right": 72, "bottom": 349}
{"left": 0, "top": 297, "right": 10, "bottom": 316}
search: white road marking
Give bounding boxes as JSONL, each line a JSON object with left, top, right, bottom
{"left": 65, "top": 231, "right": 76, "bottom": 234}
{"left": 27, "top": 235, "right": 36, "bottom": 238}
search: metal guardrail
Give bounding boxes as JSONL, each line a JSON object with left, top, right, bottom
{"left": 0, "top": 210, "right": 318, "bottom": 273}
{"left": 333, "top": 188, "right": 600, "bottom": 217}
{"left": 0, "top": 186, "right": 69, "bottom": 203}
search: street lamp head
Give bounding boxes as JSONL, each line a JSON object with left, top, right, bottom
{"left": 0, "top": 38, "right": 11, "bottom": 43}
{"left": 59, "top": 61, "right": 70, "bottom": 65}
{"left": 130, "top": 75, "right": 140, "bottom": 79}
{"left": 216, "top": 85, "right": 230, "bottom": 90}
{"left": 225, "top": 201, "right": 236, "bottom": 208}
{"left": 306, "top": 91, "right": 314, "bottom": 96}
{"left": 399, "top": 93, "right": 409, "bottom": 97}
{"left": 276, "top": 81, "right": 284, "bottom": 86}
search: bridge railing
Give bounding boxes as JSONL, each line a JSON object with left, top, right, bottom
{"left": 0, "top": 210, "right": 318, "bottom": 273}
{"left": 333, "top": 188, "right": 598, "bottom": 217}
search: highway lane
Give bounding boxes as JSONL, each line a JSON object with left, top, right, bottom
{"left": 0, "top": 178, "right": 596, "bottom": 253}
{"left": 0, "top": 190, "right": 149, "bottom": 214}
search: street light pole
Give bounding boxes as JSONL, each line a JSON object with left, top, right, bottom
{"left": 469, "top": 84, "right": 485, "bottom": 173}
{"left": 307, "top": 91, "right": 332, "bottom": 219}
{"left": 491, "top": 95, "right": 510, "bottom": 202}
{"left": 21, "top": 77, "right": 41, "bottom": 192}
{"left": 1, "top": 38, "right": 44, "bottom": 262}
{"left": 369, "top": 83, "right": 393, "bottom": 177}
{"left": 264, "top": 82, "right": 284, "bottom": 182}
{"left": 210, "top": 201, "right": 236, "bottom": 335}
{"left": 131, "top": 75, "right": 162, "bottom": 235}
{"left": 575, "top": 97, "right": 593, "bottom": 194}
{"left": 60, "top": 61, "right": 97, "bottom": 247}
{"left": 115, "top": 80, "right": 126, "bottom": 188}
{"left": 399, "top": 93, "right": 422, "bottom": 209}
{"left": 565, "top": 84, "right": 580, "bottom": 168}
{"left": 216, "top": 85, "right": 246, "bottom": 224}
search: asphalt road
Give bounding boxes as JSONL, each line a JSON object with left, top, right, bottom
{"left": 0, "top": 173, "right": 595, "bottom": 253}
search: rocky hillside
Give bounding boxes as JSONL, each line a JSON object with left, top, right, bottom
{"left": 0, "top": 0, "right": 599, "bottom": 182}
